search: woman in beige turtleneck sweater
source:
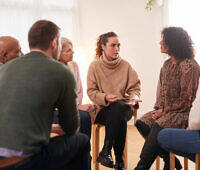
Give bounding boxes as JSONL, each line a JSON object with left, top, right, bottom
{"left": 87, "top": 32, "right": 141, "bottom": 170}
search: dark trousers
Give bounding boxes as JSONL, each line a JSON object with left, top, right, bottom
{"left": 135, "top": 122, "right": 163, "bottom": 170}
{"left": 95, "top": 100, "right": 132, "bottom": 161}
{"left": 79, "top": 110, "right": 91, "bottom": 139}
{"left": 0, "top": 133, "right": 90, "bottom": 170}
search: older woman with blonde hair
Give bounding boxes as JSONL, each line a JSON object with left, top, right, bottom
{"left": 53, "top": 37, "right": 93, "bottom": 139}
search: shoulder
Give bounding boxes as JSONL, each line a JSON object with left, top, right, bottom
{"left": 68, "top": 61, "right": 80, "bottom": 71}
{"left": 46, "top": 58, "right": 74, "bottom": 80}
{"left": 180, "top": 59, "right": 200, "bottom": 74}
{"left": 89, "top": 59, "right": 100, "bottom": 69}
{"left": 159, "top": 58, "right": 172, "bottom": 72}
{"left": 163, "top": 58, "right": 171, "bottom": 67}
{"left": 120, "top": 58, "right": 131, "bottom": 66}
{"left": 69, "top": 61, "right": 78, "bottom": 68}
{"left": 119, "top": 58, "right": 133, "bottom": 70}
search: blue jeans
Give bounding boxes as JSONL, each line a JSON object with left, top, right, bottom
{"left": 157, "top": 128, "right": 200, "bottom": 162}
{"left": 0, "top": 133, "right": 90, "bottom": 170}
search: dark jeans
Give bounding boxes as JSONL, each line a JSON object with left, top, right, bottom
{"left": 95, "top": 100, "right": 132, "bottom": 161}
{"left": 158, "top": 128, "right": 199, "bottom": 162}
{"left": 0, "top": 133, "right": 90, "bottom": 170}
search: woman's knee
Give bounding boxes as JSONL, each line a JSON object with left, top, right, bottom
{"left": 111, "top": 100, "right": 132, "bottom": 118}
{"left": 157, "top": 128, "right": 174, "bottom": 152}
{"left": 135, "top": 120, "right": 151, "bottom": 138}
{"left": 157, "top": 129, "right": 168, "bottom": 145}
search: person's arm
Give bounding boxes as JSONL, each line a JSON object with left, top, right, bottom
{"left": 51, "top": 124, "right": 65, "bottom": 135}
{"left": 189, "top": 78, "right": 200, "bottom": 130}
{"left": 87, "top": 62, "right": 109, "bottom": 106}
{"left": 71, "top": 61, "right": 83, "bottom": 105}
{"left": 56, "top": 68, "right": 80, "bottom": 135}
{"left": 125, "top": 64, "right": 141, "bottom": 104}
{"left": 164, "top": 63, "right": 199, "bottom": 114}
{"left": 154, "top": 67, "right": 164, "bottom": 110}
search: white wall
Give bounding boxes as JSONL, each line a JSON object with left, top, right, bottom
{"left": 78, "top": 0, "right": 167, "bottom": 120}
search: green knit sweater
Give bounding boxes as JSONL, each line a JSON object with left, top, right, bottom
{"left": 0, "top": 51, "right": 79, "bottom": 154}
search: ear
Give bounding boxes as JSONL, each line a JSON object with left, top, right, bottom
{"left": 51, "top": 37, "right": 58, "bottom": 50}
{"left": 0, "top": 50, "right": 7, "bottom": 63}
{"left": 101, "top": 44, "right": 106, "bottom": 51}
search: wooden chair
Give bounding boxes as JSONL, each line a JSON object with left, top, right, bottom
{"left": 156, "top": 154, "right": 189, "bottom": 170}
{"left": 170, "top": 153, "right": 200, "bottom": 170}
{"left": 92, "top": 107, "right": 138, "bottom": 170}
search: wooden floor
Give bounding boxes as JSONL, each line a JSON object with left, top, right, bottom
{"left": 91, "top": 125, "right": 195, "bottom": 170}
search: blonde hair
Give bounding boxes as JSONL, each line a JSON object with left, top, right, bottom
{"left": 61, "top": 37, "right": 73, "bottom": 50}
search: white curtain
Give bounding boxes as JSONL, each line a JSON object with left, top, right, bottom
{"left": 167, "top": 0, "right": 200, "bottom": 63}
{"left": 0, "top": 0, "right": 80, "bottom": 54}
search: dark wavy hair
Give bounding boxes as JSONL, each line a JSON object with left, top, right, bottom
{"left": 161, "top": 27, "right": 194, "bottom": 60}
{"left": 95, "top": 32, "right": 118, "bottom": 58}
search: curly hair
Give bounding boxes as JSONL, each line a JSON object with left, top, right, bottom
{"left": 161, "top": 27, "right": 194, "bottom": 60}
{"left": 95, "top": 32, "right": 118, "bottom": 58}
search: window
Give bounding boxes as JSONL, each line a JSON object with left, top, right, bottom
{"left": 168, "top": 0, "right": 200, "bottom": 63}
{"left": 0, "top": 0, "right": 79, "bottom": 53}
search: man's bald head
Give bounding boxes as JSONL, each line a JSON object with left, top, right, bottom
{"left": 0, "top": 36, "right": 22, "bottom": 64}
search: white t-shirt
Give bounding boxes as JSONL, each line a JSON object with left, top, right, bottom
{"left": 189, "top": 78, "right": 200, "bottom": 130}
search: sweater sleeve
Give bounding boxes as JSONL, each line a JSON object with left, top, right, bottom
{"left": 189, "top": 78, "right": 200, "bottom": 130}
{"left": 125, "top": 65, "right": 141, "bottom": 100}
{"left": 56, "top": 68, "right": 80, "bottom": 135}
{"left": 87, "top": 62, "right": 108, "bottom": 106}
{"left": 71, "top": 61, "right": 83, "bottom": 105}
{"left": 164, "top": 62, "right": 199, "bottom": 114}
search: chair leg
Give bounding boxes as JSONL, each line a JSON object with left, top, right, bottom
{"left": 133, "top": 109, "right": 137, "bottom": 124}
{"left": 95, "top": 125, "right": 100, "bottom": 170}
{"left": 92, "top": 125, "right": 96, "bottom": 164}
{"left": 156, "top": 156, "right": 160, "bottom": 170}
{"left": 124, "top": 131, "right": 128, "bottom": 169}
{"left": 196, "top": 154, "right": 200, "bottom": 170}
{"left": 184, "top": 157, "right": 188, "bottom": 170}
{"left": 170, "top": 152, "right": 175, "bottom": 170}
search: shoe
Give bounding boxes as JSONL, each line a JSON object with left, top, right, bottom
{"left": 114, "top": 160, "right": 124, "bottom": 170}
{"left": 96, "top": 150, "right": 114, "bottom": 168}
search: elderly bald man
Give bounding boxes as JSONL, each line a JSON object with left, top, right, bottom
{"left": 0, "top": 36, "right": 22, "bottom": 65}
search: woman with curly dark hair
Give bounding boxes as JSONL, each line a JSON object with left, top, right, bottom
{"left": 134, "top": 27, "right": 200, "bottom": 170}
{"left": 87, "top": 32, "right": 141, "bottom": 170}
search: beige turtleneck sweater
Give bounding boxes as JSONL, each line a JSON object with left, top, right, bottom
{"left": 87, "top": 55, "right": 141, "bottom": 122}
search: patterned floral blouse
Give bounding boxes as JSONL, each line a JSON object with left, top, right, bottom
{"left": 155, "top": 58, "right": 200, "bottom": 114}
{"left": 141, "top": 58, "right": 200, "bottom": 128}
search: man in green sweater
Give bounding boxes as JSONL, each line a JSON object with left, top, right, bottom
{"left": 0, "top": 20, "right": 90, "bottom": 170}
